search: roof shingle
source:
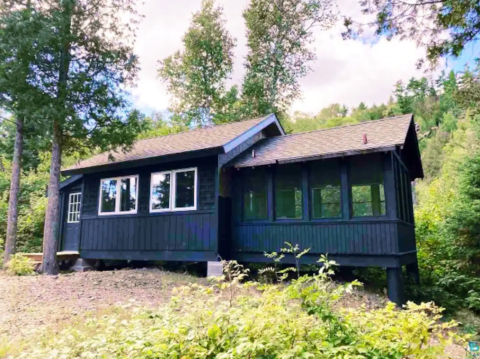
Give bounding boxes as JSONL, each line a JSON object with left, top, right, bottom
{"left": 64, "top": 115, "right": 273, "bottom": 172}
{"left": 229, "top": 114, "right": 413, "bottom": 168}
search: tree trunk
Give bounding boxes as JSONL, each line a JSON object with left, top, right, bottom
{"left": 41, "top": 0, "right": 72, "bottom": 275}
{"left": 3, "top": 115, "right": 24, "bottom": 267}
{"left": 41, "top": 120, "right": 62, "bottom": 274}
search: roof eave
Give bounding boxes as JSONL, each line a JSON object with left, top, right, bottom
{"left": 233, "top": 145, "right": 398, "bottom": 168}
{"left": 61, "top": 146, "right": 224, "bottom": 176}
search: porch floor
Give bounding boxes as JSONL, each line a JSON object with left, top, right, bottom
{"left": 23, "top": 251, "right": 80, "bottom": 265}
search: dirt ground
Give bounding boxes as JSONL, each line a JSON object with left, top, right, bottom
{"left": 0, "top": 268, "right": 205, "bottom": 340}
{"left": 0, "top": 269, "right": 468, "bottom": 358}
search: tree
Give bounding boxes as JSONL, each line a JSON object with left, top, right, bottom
{"left": 0, "top": 5, "right": 51, "bottom": 265}
{"left": 343, "top": 0, "right": 480, "bottom": 67}
{"left": 158, "top": 0, "right": 236, "bottom": 127}
{"left": 241, "top": 0, "right": 336, "bottom": 117}
{"left": 27, "top": 0, "right": 145, "bottom": 274}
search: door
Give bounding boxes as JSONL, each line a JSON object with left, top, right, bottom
{"left": 63, "top": 192, "right": 81, "bottom": 251}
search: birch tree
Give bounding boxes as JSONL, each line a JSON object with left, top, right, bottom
{"left": 159, "top": 0, "right": 236, "bottom": 127}
{"left": 241, "top": 0, "right": 336, "bottom": 117}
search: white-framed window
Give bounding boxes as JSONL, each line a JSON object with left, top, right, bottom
{"left": 67, "top": 192, "right": 81, "bottom": 223}
{"left": 150, "top": 167, "right": 197, "bottom": 212}
{"left": 98, "top": 175, "right": 139, "bottom": 215}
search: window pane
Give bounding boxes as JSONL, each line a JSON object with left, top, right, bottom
{"left": 151, "top": 172, "right": 171, "bottom": 210}
{"left": 242, "top": 168, "right": 267, "bottom": 220}
{"left": 101, "top": 179, "right": 117, "bottom": 213}
{"left": 350, "top": 154, "right": 386, "bottom": 217}
{"left": 120, "top": 177, "right": 137, "bottom": 212}
{"left": 175, "top": 170, "right": 195, "bottom": 208}
{"left": 311, "top": 160, "right": 341, "bottom": 218}
{"left": 275, "top": 165, "right": 302, "bottom": 219}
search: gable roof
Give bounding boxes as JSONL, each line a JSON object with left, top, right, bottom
{"left": 62, "top": 114, "right": 284, "bottom": 175}
{"left": 229, "top": 114, "right": 420, "bottom": 174}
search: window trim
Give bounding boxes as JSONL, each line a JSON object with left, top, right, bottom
{"left": 98, "top": 175, "right": 139, "bottom": 216}
{"left": 150, "top": 167, "right": 197, "bottom": 213}
{"left": 67, "top": 192, "right": 81, "bottom": 223}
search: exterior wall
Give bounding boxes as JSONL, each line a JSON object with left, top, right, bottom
{"left": 228, "top": 152, "right": 417, "bottom": 267}
{"left": 78, "top": 156, "right": 218, "bottom": 261}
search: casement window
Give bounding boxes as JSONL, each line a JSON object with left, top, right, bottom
{"left": 242, "top": 167, "right": 268, "bottom": 221}
{"left": 350, "top": 154, "right": 386, "bottom": 217}
{"left": 67, "top": 192, "right": 81, "bottom": 223}
{"left": 150, "top": 167, "right": 197, "bottom": 212}
{"left": 99, "top": 175, "right": 138, "bottom": 215}
{"left": 275, "top": 164, "right": 303, "bottom": 219}
{"left": 310, "top": 159, "right": 342, "bottom": 219}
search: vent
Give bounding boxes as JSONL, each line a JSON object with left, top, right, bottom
{"left": 363, "top": 134, "right": 368, "bottom": 144}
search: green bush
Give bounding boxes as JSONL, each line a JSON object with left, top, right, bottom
{"left": 14, "top": 260, "right": 465, "bottom": 359}
{"left": 4, "top": 253, "right": 35, "bottom": 276}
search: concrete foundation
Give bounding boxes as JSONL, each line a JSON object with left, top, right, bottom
{"left": 207, "top": 261, "right": 223, "bottom": 277}
{"left": 70, "top": 258, "right": 96, "bottom": 272}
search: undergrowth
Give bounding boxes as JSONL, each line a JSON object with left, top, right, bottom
{"left": 4, "top": 255, "right": 467, "bottom": 359}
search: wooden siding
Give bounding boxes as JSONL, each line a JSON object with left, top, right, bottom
{"left": 232, "top": 221, "right": 400, "bottom": 255}
{"left": 228, "top": 152, "right": 417, "bottom": 261}
{"left": 80, "top": 211, "right": 216, "bottom": 252}
{"left": 75, "top": 156, "right": 219, "bottom": 259}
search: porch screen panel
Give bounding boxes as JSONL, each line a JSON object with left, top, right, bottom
{"left": 350, "top": 154, "right": 386, "bottom": 217}
{"left": 310, "top": 159, "right": 341, "bottom": 218}
{"left": 242, "top": 168, "right": 267, "bottom": 220}
{"left": 275, "top": 164, "right": 303, "bottom": 219}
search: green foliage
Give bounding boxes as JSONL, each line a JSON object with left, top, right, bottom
{"left": 241, "top": 0, "right": 336, "bottom": 117}
{"left": 343, "top": 0, "right": 480, "bottom": 67}
{"left": 159, "top": 0, "right": 237, "bottom": 127}
{"left": 12, "top": 261, "right": 465, "bottom": 358}
{"left": 0, "top": 155, "right": 49, "bottom": 253}
{"left": 4, "top": 253, "right": 35, "bottom": 276}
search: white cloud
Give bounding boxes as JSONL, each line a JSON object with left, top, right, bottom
{"left": 130, "top": 0, "right": 443, "bottom": 116}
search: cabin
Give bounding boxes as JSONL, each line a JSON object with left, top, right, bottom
{"left": 59, "top": 113, "right": 423, "bottom": 305}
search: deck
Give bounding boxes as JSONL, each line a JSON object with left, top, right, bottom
{"left": 23, "top": 251, "right": 80, "bottom": 268}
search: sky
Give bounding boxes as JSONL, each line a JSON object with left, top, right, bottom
{"left": 129, "top": 0, "right": 472, "bottom": 117}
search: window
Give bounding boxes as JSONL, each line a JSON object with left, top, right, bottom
{"left": 311, "top": 160, "right": 341, "bottom": 218}
{"left": 99, "top": 175, "right": 138, "bottom": 215}
{"left": 242, "top": 168, "right": 267, "bottom": 220}
{"left": 150, "top": 167, "right": 197, "bottom": 212}
{"left": 275, "top": 164, "right": 303, "bottom": 219}
{"left": 350, "top": 154, "right": 386, "bottom": 217}
{"left": 67, "top": 192, "right": 81, "bottom": 223}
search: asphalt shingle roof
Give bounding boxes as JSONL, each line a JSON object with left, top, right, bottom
{"left": 64, "top": 115, "right": 273, "bottom": 172}
{"left": 229, "top": 114, "right": 413, "bottom": 168}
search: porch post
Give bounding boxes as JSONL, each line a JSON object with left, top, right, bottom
{"left": 406, "top": 260, "right": 420, "bottom": 285}
{"left": 386, "top": 267, "right": 405, "bottom": 306}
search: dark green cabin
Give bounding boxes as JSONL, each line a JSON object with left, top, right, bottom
{"left": 59, "top": 113, "right": 423, "bottom": 305}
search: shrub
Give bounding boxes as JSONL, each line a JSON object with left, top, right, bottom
{"left": 4, "top": 253, "right": 35, "bottom": 276}
{"left": 13, "top": 260, "right": 466, "bottom": 359}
